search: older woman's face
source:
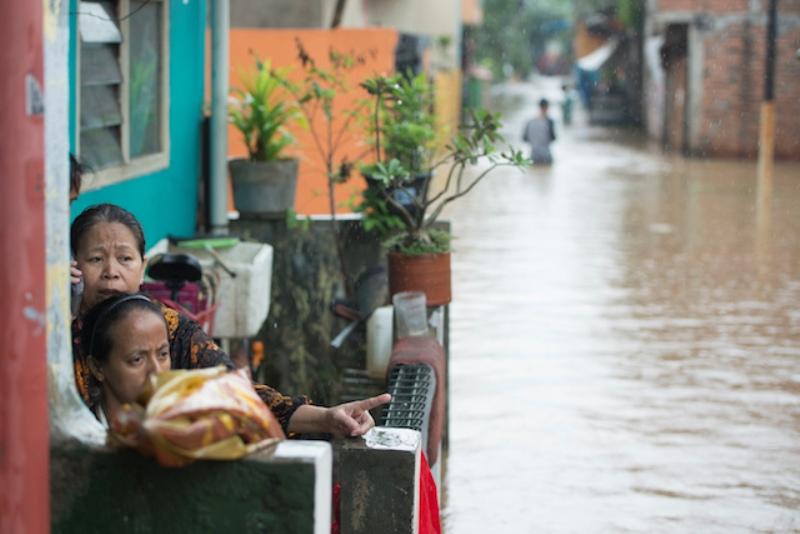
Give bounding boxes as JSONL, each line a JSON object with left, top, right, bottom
{"left": 75, "top": 221, "right": 145, "bottom": 312}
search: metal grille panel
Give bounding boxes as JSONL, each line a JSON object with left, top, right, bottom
{"left": 380, "top": 364, "right": 436, "bottom": 449}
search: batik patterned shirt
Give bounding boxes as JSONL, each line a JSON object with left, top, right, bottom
{"left": 72, "top": 303, "right": 307, "bottom": 432}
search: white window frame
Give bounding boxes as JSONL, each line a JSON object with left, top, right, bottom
{"left": 75, "top": 0, "right": 171, "bottom": 190}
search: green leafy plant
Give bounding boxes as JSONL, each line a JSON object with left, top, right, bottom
{"left": 357, "top": 77, "right": 529, "bottom": 255}
{"left": 286, "top": 39, "right": 372, "bottom": 296}
{"left": 229, "top": 57, "right": 305, "bottom": 162}
{"left": 360, "top": 72, "right": 437, "bottom": 180}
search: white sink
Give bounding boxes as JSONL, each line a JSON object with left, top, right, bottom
{"left": 149, "top": 239, "right": 273, "bottom": 339}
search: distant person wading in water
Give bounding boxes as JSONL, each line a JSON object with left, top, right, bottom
{"left": 523, "top": 98, "right": 556, "bottom": 165}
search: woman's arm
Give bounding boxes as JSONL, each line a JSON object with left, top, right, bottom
{"left": 287, "top": 393, "right": 391, "bottom": 437}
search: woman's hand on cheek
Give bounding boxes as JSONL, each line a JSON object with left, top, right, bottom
{"left": 71, "top": 260, "right": 83, "bottom": 285}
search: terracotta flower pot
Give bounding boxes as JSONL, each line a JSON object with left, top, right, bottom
{"left": 388, "top": 251, "right": 451, "bottom": 306}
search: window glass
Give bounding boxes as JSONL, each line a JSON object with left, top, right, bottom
{"left": 79, "top": 1, "right": 123, "bottom": 170}
{"left": 80, "top": 85, "right": 123, "bottom": 131}
{"left": 129, "top": 1, "right": 162, "bottom": 157}
{"left": 80, "top": 44, "right": 122, "bottom": 86}
{"left": 78, "top": 1, "right": 122, "bottom": 44}
{"left": 80, "top": 127, "right": 124, "bottom": 170}
{"left": 77, "top": 0, "right": 167, "bottom": 175}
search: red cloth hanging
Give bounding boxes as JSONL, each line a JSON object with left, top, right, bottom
{"left": 332, "top": 452, "right": 441, "bottom": 534}
{"left": 419, "top": 453, "right": 442, "bottom": 534}
{"left": 331, "top": 482, "right": 341, "bottom": 534}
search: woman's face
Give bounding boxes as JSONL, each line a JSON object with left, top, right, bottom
{"left": 93, "top": 308, "right": 171, "bottom": 407}
{"left": 75, "top": 221, "right": 145, "bottom": 311}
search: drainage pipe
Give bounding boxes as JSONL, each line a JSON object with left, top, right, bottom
{"left": 210, "top": 0, "right": 230, "bottom": 235}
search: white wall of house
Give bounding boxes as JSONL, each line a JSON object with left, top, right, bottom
{"left": 358, "top": 0, "right": 461, "bottom": 69}
{"left": 229, "top": 0, "right": 463, "bottom": 70}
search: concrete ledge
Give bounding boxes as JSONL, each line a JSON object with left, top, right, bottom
{"left": 333, "top": 428, "right": 421, "bottom": 534}
{"left": 51, "top": 440, "right": 331, "bottom": 534}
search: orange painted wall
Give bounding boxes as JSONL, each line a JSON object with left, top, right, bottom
{"left": 228, "top": 28, "right": 399, "bottom": 215}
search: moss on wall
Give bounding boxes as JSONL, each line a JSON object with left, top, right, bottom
{"left": 52, "top": 443, "right": 317, "bottom": 533}
{"left": 231, "top": 216, "right": 386, "bottom": 406}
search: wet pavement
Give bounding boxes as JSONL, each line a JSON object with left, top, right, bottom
{"left": 441, "top": 78, "right": 800, "bottom": 533}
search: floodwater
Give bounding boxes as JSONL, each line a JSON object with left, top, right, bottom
{"left": 441, "top": 78, "right": 800, "bottom": 533}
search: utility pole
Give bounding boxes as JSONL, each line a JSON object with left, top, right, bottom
{"left": 757, "top": 0, "right": 778, "bottom": 184}
{"left": 210, "top": 0, "right": 230, "bottom": 235}
{"left": 756, "top": 0, "right": 778, "bottom": 268}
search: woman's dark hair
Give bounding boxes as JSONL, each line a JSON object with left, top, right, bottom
{"left": 80, "top": 293, "right": 165, "bottom": 363}
{"left": 69, "top": 154, "right": 85, "bottom": 196}
{"left": 71, "top": 203, "right": 146, "bottom": 257}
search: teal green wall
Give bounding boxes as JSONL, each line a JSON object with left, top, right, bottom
{"left": 69, "top": 0, "right": 207, "bottom": 249}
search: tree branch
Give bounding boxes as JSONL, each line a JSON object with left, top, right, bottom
{"left": 378, "top": 188, "right": 417, "bottom": 229}
{"left": 425, "top": 156, "right": 460, "bottom": 205}
{"left": 424, "top": 161, "right": 509, "bottom": 229}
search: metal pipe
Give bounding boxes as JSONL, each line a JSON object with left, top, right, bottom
{"left": 757, "top": 0, "right": 778, "bottom": 184}
{"left": 756, "top": 0, "right": 778, "bottom": 252}
{"left": 764, "top": 0, "right": 778, "bottom": 102}
{"left": 210, "top": 0, "right": 230, "bottom": 235}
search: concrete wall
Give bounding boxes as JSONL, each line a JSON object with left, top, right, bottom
{"left": 231, "top": 0, "right": 325, "bottom": 28}
{"left": 361, "top": 0, "right": 459, "bottom": 42}
{"left": 230, "top": 216, "right": 386, "bottom": 403}
{"left": 52, "top": 440, "right": 332, "bottom": 534}
{"left": 47, "top": 0, "right": 106, "bottom": 448}
{"left": 334, "top": 429, "right": 421, "bottom": 534}
{"left": 1, "top": 2, "right": 50, "bottom": 531}
{"left": 645, "top": 0, "right": 800, "bottom": 158}
{"left": 361, "top": 0, "right": 461, "bottom": 69}
{"left": 643, "top": 32, "right": 666, "bottom": 142}
{"left": 68, "top": 0, "right": 208, "bottom": 243}
{"left": 434, "top": 70, "right": 463, "bottom": 145}
{"left": 230, "top": 0, "right": 461, "bottom": 70}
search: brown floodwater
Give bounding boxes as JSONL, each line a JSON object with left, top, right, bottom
{"left": 440, "top": 78, "right": 800, "bottom": 533}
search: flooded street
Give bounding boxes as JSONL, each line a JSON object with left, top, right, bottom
{"left": 441, "top": 78, "right": 800, "bottom": 533}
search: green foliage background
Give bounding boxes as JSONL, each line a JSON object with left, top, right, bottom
{"left": 473, "top": 0, "right": 643, "bottom": 80}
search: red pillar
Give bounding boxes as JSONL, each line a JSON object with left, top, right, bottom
{"left": 0, "top": 1, "right": 50, "bottom": 532}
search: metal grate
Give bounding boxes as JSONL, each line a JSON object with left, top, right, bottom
{"left": 380, "top": 364, "right": 436, "bottom": 450}
{"left": 340, "top": 368, "right": 386, "bottom": 404}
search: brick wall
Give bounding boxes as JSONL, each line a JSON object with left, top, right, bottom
{"left": 699, "top": 21, "right": 800, "bottom": 158}
{"left": 657, "top": 0, "right": 800, "bottom": 13}
{"left": 657, "top": 0, "right": 749, "bottom": 13}
{"left": 648, "top": 1, "right": 800, "bottom": 158}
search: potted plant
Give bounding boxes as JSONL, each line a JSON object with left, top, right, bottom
{"left": 360, "top": 72, "right": 437, "bottom": 219}
{"left": 358, "top": 73, "right": 527, "bottom": 306}
{"left": 228, "top": 57, "right": 305, "bottom": 215}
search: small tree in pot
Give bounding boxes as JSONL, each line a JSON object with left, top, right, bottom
{"left": 229, "top": 57, "right": 305, "bottom": 215}
{"left": 358, "top": 72, "right": 528, "bottom": 305}
{"left": 360, "top": 72, "right": 437, "bottom": 220}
